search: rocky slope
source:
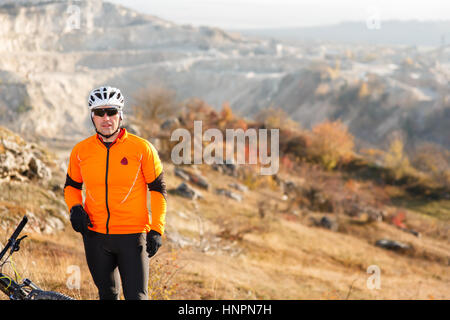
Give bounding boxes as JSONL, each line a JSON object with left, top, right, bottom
{"left": 0, "top": 127, "right": 448, "bottom": 299}
{"left": 0, "top": 126, "right": 68, "bottom": 234}
{"left": 0, "top": 0, "right": 449, "bottom": 150}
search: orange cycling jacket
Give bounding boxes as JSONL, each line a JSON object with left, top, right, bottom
{"left": 64, "top": 128, "right": 167, "bottom": 235}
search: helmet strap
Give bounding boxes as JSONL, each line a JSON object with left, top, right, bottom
{"left": 91, "top": 115, "right": 123, "bottom": 140}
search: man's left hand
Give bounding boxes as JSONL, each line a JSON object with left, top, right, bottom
{"left": 146, "top": 230, "right": 162, "bottom": 258}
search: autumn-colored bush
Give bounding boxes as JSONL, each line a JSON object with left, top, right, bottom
{"left": 181, "top": 98, "right": 217, "bottom": 127}
{"left": 411, "top": 142, "right": 450, "bottom": 189}
{"left": 254, "top": 106, "right": 299, "bottom": 130}
{"left": 131, "top": 85, "right": 180, "bottom": 137}
{"left": 148, "top": 249, "right": 183, "bottom": 300}
{"left": 280, "top": 155, "right": 295, "bottom": 171}
{"left": 308, "top": 120, "right": 355, "bottom": 170}
{"left": 215, "top": 102, "right": 251, "bottom": 131}
{"left": 240, "top": 166, "right": 278, "bottom": 191}
{"left": 383, "top": 137, "right": 416, "bottom": 182}
{"left": 280, "top": 131, "right": 311, "bottom": 161}
{"left": 217, "top": 102, "right": 234, "bottom": 128}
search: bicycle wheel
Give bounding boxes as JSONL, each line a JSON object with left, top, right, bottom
{"left": 27, "top": 289, "right": 75, "bottom": 300}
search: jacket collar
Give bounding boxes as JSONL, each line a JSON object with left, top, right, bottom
{"left": 96, "top": 128, "right": 128, "bottom": 147}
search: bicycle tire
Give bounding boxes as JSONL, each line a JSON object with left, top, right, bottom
{"left": 27, "top": 289, "right": 75, "bottom": 300}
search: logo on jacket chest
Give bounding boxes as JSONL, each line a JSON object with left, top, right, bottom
{"left": 121, "top": 157, "right": 128, "bottom": 165}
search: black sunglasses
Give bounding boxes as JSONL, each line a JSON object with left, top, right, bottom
{"left": 92, "top": 108, "right": 119, "bottom": 117}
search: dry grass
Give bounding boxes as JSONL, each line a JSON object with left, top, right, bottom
{"left": 161, "top": 163, "right": 449, "bottom": 300}
{"left": 0, "top": 230, "right": 97, "bottom": 300}
{"left": 0, "top": 153, "right": 448, "bottom": 300}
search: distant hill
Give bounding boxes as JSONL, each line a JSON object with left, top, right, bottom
{"left": 235, "top": 20, "right": 450, "bottom": 47}
{"left": 0, "top": 1, "right": 449, "bottom": 151}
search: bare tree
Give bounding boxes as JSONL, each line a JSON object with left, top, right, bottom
{"left": 131, "top": 85, "right": 180, "bottom": 132}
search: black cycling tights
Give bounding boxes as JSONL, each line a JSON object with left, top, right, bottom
{"left": 82, "top": 230, "right": 149, "bottom": 300}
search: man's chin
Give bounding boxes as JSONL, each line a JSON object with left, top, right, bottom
{"left": 99, "top": 128, "right": 115, "bottom": 136}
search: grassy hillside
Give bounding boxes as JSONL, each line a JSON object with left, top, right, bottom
{"left": 0, "top": 118, "right": 448, "bottom": 300}
{"left": 0, "top": 162, "right": 448, "bottom": 300}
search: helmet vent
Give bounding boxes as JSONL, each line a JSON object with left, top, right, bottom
{"left": 88, "top": 86, "right": 125, "bottom": 110}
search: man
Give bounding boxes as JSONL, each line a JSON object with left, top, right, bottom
{"left": 63, "top": 86, "right": 167, "bottom": 300}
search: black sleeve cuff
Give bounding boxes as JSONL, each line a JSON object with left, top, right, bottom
{"left": 147, "top": 172, "right": 167, "bottom": 200}
{"left": 64, "top": 173, "right": 83, "bottom": 190}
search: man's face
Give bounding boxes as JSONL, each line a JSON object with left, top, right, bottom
{"left": 92, "top": 106, "right": 121, "bottom": 136}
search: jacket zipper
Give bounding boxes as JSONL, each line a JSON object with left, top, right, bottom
{"left": 105, "top": 145, "right": 111, "bottom": 234}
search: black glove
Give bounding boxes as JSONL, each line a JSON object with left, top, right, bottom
{"left": 146, "top": 230, "right": 162, "bottom": 258}
{"left": 70, "top": 204, "right": 92, "bottom": 234}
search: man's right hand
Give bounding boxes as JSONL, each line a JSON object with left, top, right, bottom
{"left": 70, "top": 204, "right": 93, "bottom": 234}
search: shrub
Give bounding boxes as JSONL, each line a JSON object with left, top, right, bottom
{"left": 148, "top": 249, "right": 182, "bottom": 300}
{"left": 280, "top": 131, "right": 311, "bottom": 161}
{"left": 254, "top": 106, "right": 299, "bottom": 130}
{"left": 308, "top": 120, "right": 355, "bottom": 170}
{"left": 131, "top": 85, "right": 180, "bottom": 136}
{"left": 383, "top": 138, "right": 412, "bottom": 181}
{"left": 411, "top": 142, "right": 450, "bottom": 189}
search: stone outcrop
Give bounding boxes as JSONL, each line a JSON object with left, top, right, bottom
{"left": 0, "top": 0, "right": 448, "bottom": 151}
{"left": 169, "top": 182, "right": 203, "bottom": 200}
{"left": 0, "top": 126, "right": 52, "bottom": 182}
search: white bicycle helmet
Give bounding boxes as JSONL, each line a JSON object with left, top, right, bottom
{"left": 88, "top": 86, "right": 125, "bottom": 139}
{"left": 88, "top": 86, "right": 124, "bottom": 110}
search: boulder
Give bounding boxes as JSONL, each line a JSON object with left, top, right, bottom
{"left": 42, "top": 216, "right": 65, "bottom": 234}
{"left": 169, "top": 182, "right": 203, "bottom": 200}
{"left": 228, "top": 182, "right": 248, "bottom": 193}
{"left": 165, "top": 229, "right": 193, "bottom": 248}
{"left": 174, "top": 167, "right": 190, "bottom": 181}
{"left": 319, "top": 216, "right": 339, "bottom": 231}
{"left": 0, "top": 127, "right": 52, "bottom": 182}
{"left": 123, "top": 124, "right": 141, "bottom": 136}
{"left": 402, "top": 228, "right": 421, "bottom": 238}
{"left": 282, "top": 181, "right": 297, "bottom": 194}
{"left": 160, "top": 118, "right": 180, "bottom": 131}
{"left": 303, "top": 186, "right": 335, "bottom": 213}
{"left": 174, "top": 167, "right": 209, "bottom": 190}
{"left": 215, "top": 188, "right": 242, "bottom": 202}
{"left": 375, "top": 239, "right": 412, "bottom": 252}
{"left": 342, "top": 199, "right": 385, "bottom": 222}
{"left": 26, "top": 156, "right": 52, "bottom": 181}
{"left": 212, "top": 162, "right": 238, "bottom": 177}
{"left": 188, "top": 171, "right": 210, "bottom": 190}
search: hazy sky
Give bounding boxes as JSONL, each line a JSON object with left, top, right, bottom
{"left": 108, "top": 0, "right": 449, "bottom": 29}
